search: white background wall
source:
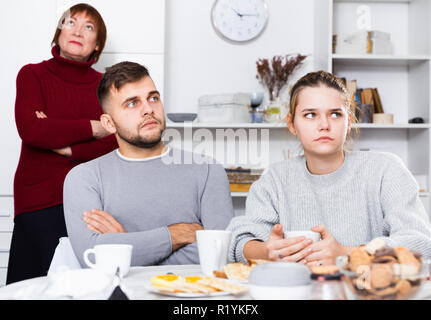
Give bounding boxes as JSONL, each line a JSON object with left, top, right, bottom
{"left": 164, "top": 0, "right": 316, "bottom": 113}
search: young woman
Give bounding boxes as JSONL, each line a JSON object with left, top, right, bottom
{"left": 227, "top": 70, "right": 431, "bottom": 266}
{"left": 8, "top": 3, "right": 118, "bottom": 284}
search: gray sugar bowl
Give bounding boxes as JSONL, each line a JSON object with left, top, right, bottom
{"left": 248, "top": 262, "right": 312, "bottom": 300}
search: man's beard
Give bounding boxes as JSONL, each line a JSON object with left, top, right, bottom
{"left": 115, "top": 120, "right": 165, "bottom": 149}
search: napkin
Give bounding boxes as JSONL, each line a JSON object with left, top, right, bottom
{"left": 47, "top": 237, "right": 81, "bottom": 276}
{"left": 43, "top": 269, "right": 115, "bottom": 299}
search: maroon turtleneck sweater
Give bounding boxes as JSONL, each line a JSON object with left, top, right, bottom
{"left": 13, "top": 46, "right": 118, "bottom": 218}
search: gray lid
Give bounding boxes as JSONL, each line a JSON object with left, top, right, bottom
{"left": 248, "top": 262, "right": 311, "bottom": 287}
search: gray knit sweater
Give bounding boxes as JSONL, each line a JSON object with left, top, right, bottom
{"left": 227, "top": 151, "right": 431, "bottom": 263}
{"left": 64, "top": 147, "right": 234, "bottom": 267}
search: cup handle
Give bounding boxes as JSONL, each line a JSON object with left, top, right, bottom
{"left": 83, "top": 248, "right": 96, "bottom": 269}
{"left": 213, "top": 239, "right": 222, "bottom": 270}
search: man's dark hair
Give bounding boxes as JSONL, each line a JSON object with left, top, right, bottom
{"left": 97, "top": 61, "right": 150, "bottom": 111}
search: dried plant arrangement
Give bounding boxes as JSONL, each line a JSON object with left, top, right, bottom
{"left": 256, "top": 54, "right": 308, "bottom": 101}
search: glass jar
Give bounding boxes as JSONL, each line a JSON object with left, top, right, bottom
{"left": 264, "top": 98, "right": 287, "bottom": 123}
{"left": 251, "top": 106, "right": 265, "bottom": 123}
{"left": 310, "top": 274, "right": 347, "bottom": 300}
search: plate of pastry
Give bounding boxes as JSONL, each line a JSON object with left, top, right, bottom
{"left": 146, "top": 274, "right": 248, "bottom": 298}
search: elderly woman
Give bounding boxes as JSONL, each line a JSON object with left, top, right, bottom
{"left": 7, "top": 3, "right": 117, "bottom": 284}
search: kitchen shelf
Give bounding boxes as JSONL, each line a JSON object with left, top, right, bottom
{"left": 354, "top": 123, "right": 430, "bottom": 129}
{"left": 166, "top": 122, "right": 429, "bottom": 129}
{"left": 332, "top": 54, "right": 430, "bottom": 67}
{"left": 231, "top": 192, "right": 248, "bottom": 198}
{"left": 334, "top": 0, "right": 412, "bottom": 3}
{"left": 233, "top": 192, "right": 428, "bottom": 198}
{"left": 166, "top": 122, "right": 287, "bottom": 129}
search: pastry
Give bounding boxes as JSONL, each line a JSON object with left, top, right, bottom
{"left": 248, "top": 258, "right": 272, "bottom": 266}
{"left": 310, "top": 265, "right": 339, "bottom": 275}
{"left": 365, "top": 238, "right": 386, "bottom": 255}
{"left": 394, "top": 247, "right": 420, "bottom": 271}
{"left": 223, "top": 262, "right": 252, "bottom": 281}
{"left": 349, "top": 247, "right": 372, "bottom": 272}
{"left": 370, "top": 263, "right": 394, "bottom": 289}
{"left": 198, "top": 277, "right": 247, "bottom": 294}
{"left": 343, "top": 243, "right": 423, "bottom": 300}
{"left": 213, "top": 270, "right": 228, "bottom": 279}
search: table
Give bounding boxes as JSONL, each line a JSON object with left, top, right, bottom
{"left": 1, "top": 264, "right": 431, "bottom": 300}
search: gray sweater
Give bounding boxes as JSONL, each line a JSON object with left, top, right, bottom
{"left": 63, "top": 147, "right": 234, "bottom": 267}
{"left": 227, "top": 151, "right": 431, "bottom": 263}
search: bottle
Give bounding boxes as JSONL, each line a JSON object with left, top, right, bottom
{"left": 252, "top": 106, "right": 265, "bottom": 123}
{"left": 310, "top": 274, "right": 347, "bottom": 300}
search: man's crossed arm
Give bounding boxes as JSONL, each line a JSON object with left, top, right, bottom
{"left": 83, "top": 209, "right": 203, "bottom": 251}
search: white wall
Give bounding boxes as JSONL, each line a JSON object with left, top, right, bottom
{"left": 0, "top": 0, "right": 57, "bottom": 196}
{"left": 164, "top": 0, "right": 317, "bottom": 114}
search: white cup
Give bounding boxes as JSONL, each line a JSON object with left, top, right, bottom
{"left": 196, "top": 230, "right": 232, "bottom": 277}
{"left": 284, "top": 231, "right": 321, "bottom": 243}
{"left": 83, "top": 244, "right": 133, "bottom": 277}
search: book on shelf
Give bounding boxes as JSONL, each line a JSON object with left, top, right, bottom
{"left": 372, "top": 88, "right": 384, "bottom": 113}
{"left": 356, "top": 88, "right": 362, "bottom": 105}
{"left": 346, "top": 80, "right": 357, "bottom": 106}
{"left": 362, "top": 88, "right": 374, "bottom": 106}
{"left": 225, "top": 167, "right": 263, "bottom": 193}
{"left": 335, "top": 76, "right": 385, "bottom": 123}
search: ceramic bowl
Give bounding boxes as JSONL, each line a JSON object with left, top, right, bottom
{"left": 248, "top": 262, "right": 312, "bottom": 300}
{"left": 248, "top": 92, "right": 264, "bottom": 108}
{"left": 166, "top": 113, "right": 197, "bottom": 122}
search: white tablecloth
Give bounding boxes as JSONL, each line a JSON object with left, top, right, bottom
{"left": 1, "top": 264, "right": 431, "bottom": 300}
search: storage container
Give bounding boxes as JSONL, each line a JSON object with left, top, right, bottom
{"left": 198, "top": 93, "right": 251, "bottom": 123}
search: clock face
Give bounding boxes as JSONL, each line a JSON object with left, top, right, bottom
{"left": 211, "top": 0, "right": 268, "bottom": 42}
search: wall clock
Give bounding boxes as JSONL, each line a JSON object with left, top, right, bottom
{"left": 211, "top": 0, "right": 268, "bottom": 43}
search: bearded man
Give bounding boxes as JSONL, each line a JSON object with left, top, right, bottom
{"left": 63, "top": 62, "right": 234, "bottom": 266}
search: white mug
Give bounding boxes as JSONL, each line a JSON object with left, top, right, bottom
{"left": 196, "top": 230, "right": 232, "bottom": 277}
{"left": 83, "top": 244, "right": 133, "bottom": 277}
{"left": 284, "top": 230, "right": 321, "bottom": 243}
